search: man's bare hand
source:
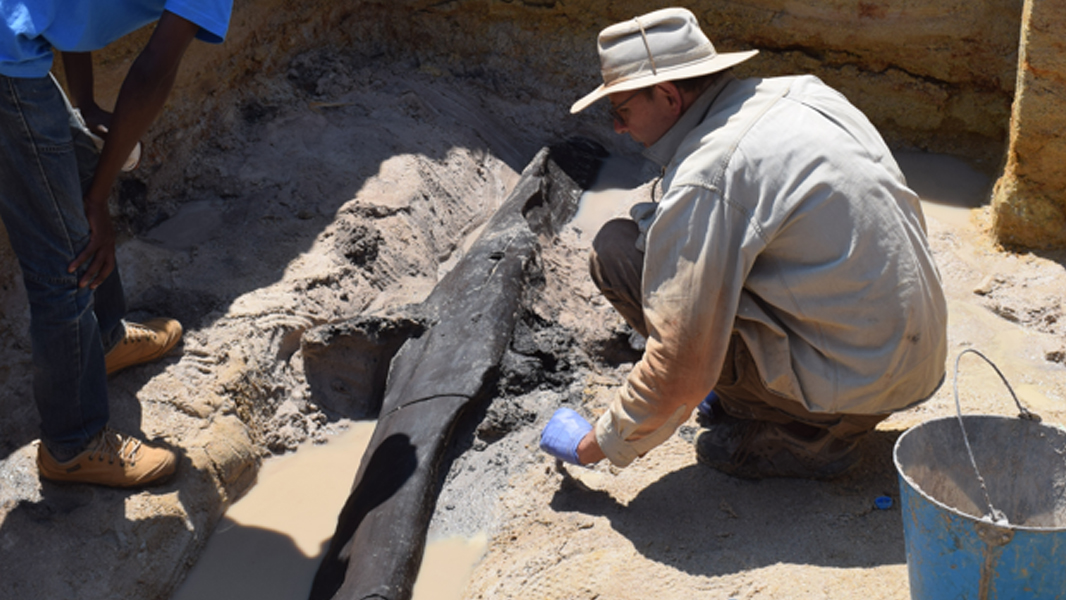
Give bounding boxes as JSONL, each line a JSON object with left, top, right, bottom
{"left": 69, "top": 196, "right": 116, "bottom": 289}
{"left": 58, "top": 13, "right": 201, "bottom": 290}
{"left": 79, "top": 103, "right": 113, "bottom": 138}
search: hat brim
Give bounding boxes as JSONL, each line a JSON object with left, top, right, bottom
{"left": 570, "top": 49, "right": 758, "bottom": 114}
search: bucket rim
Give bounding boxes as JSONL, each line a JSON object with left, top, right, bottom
{"left": 892, "top": 415, "right": 1066, "bottom": 533}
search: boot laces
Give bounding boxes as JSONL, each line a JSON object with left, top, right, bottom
{"left": 87, "top": 428, "right": 142, "bottom": 467}
{"left": 122, "top": 323, "right": 156, "bottom": 345}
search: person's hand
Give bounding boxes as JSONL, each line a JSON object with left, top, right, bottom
{"left": 69, "top": 195, "right": 116, "bottom": 289}
{"left": 79, "top": 102, "right": 113, "bottom": 139}
{"left": 540, "top": 408, "right": 593, "bottom": 465}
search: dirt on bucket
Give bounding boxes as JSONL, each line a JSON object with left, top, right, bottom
{"left": 895, "top": 410, "right": 1066, "bottom": 599}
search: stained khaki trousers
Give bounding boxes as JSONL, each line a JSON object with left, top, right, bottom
{"left": 589, "top": 218, "right": 886, "bottom": 443}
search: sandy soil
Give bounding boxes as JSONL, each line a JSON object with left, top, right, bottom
{"left": 458, "top": 171, "right": 1066, "bottom": 598}
{"left": 1, "top": 49, "right": 1064, "bottom": 600}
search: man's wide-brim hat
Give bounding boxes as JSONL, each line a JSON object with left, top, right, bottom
{"left": 571, "top": 7, "right": 758, "bottom": 114}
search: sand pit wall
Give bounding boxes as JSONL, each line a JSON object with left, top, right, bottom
{"left": 991, "top": 0, "right": 1066, "bottom": 250}
{"left": 0, "top": 1, "right": 1026, "bottom": 471}
{"left": 0, "top": 0, "right": 1026, "bottom": 358}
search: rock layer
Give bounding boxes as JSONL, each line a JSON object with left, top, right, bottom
{"left": 991, "top": 0, "right": 1066, "bottom": 250}
{"left": 0, "top": 0, "right": 1043, "bottom": 337}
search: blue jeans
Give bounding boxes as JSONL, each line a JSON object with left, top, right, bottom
{"left": 0, "top": 74, "right": 127, "bottom": 458}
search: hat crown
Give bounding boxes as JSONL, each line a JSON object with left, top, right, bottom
{"left": 598, "top": 8, "right": 716, "bottom": 86}
{"left": 569, "top": 6, "right": 757, "bottom": 114}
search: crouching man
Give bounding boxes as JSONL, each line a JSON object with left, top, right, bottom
{"left": 541, "top": 7, "right": 946, "bottom": 479}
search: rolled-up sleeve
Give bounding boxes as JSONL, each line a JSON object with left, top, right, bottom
{"left": 595, "top": 183, "right": 757, "bottom": 466}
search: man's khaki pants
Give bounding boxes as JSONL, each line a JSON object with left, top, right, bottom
{"left": 589, "top": 218, "right": 886, "bottom": 443}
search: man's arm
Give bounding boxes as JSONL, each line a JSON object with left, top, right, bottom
{"left": 593, "top": 184, "right": 744, "bottom": 467}
{"left": 60, "top": 52, "right": 112, "bottom": 134}
{"left": 576, "top": 431, "right": 606, "bottom": 464}
{"left": 69, "top": 11, "right": 200, "bottom": 288}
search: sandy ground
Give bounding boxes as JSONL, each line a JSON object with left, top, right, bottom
{"left": 0, "top": 52, "right": 579, "bottom": 600}
{"left": 1, "top": 51, "right": 1064, "bottom": 599}
{"left": 458, "top": 166, "right": 1066, "bottom": 598}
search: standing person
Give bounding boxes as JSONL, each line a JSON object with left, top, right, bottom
{"left": 0, "top": 1, "right": 232, "bottom": 487}
{"left": 540, "top": 7, "right": 947, "bottom": 479}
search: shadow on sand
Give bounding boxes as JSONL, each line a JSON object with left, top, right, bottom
{"left": 549, "top": 429, "right": 907, "bottom": 577}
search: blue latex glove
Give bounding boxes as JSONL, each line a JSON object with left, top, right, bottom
{"left": 540, "top": 408, "right": 593, "bottom": 465}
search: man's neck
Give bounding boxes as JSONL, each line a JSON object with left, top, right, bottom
{"left": 643, "top": 73, "right": 734, "bottom": 167}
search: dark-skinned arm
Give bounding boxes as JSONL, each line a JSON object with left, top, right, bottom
{"left": 60, "top": 52, "right": 112, "bottom": 134}
{"left": 68, "top": 11, "right": 200, "bottom": 288}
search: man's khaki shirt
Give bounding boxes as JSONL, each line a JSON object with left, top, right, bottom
{"left": 596, "top": 74, "right": 948, "bottom": 467}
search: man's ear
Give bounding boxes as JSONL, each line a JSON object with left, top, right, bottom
{"left": 656, "top": 82, "right": 685, "bottom": 117}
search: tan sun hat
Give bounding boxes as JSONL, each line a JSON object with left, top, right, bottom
{"left": 571, "top": 7, "right": 758, "bottom": 114}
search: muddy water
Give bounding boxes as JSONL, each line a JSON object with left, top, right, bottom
{"left": 173, "top": 421, "right": 485, "bottom": 600}
{"left": 410, "top": 534, "right": 488, "bottom": 599}
{"left": 570, "top": 153, "right": 649, "bottom": 244}
{"left": 894, "top": 150, "right": 992, "bottom": 228}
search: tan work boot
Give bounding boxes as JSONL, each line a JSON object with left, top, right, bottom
{"left": 105, "top": 318, "right": 183, "bottom": 375}
{"left": 37, "top": 428, "right": 177, "bottom": 488}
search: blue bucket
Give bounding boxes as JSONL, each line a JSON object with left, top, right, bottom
{"left": 893, "top": 351, "right": 1066, "bottom": 599}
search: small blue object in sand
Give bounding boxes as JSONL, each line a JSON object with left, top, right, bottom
{"left": 874, "top": 496, "right": 893, "bottom": 510}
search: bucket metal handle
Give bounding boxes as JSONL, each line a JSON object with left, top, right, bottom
{"left": 952, "top": 348, "right": 1042, "bottom": 524}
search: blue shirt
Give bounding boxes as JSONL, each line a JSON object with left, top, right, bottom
{"left": 0, "top": 0, "right": 232, "bottom": 77}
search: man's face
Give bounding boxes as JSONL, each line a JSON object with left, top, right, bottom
{"left": 608, "top": 85, "right": 682, "bottom": 147}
